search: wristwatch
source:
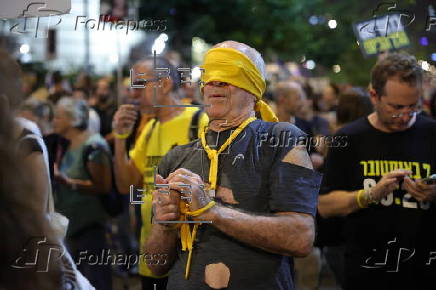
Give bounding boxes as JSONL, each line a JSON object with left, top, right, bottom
{"left": 366, "top": 188, "right": 378, "bottom": 205}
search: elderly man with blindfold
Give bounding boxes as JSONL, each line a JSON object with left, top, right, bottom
{"left": 144, "top": 41, "right": 322, "bottom": 290}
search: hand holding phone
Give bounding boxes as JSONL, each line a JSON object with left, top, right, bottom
{"left": 422, "top": 174, "right": 436, "bottom": 185}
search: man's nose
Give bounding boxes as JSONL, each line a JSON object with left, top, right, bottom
{"left": 400, "top": 113, "right": 412, "bottom": 123}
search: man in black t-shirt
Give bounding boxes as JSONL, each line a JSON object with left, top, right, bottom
{"left": 318, "top": 53, "right": 436, "bottom": 290}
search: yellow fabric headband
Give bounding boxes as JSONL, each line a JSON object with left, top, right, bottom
{"left": 200, "top": 47, "right": 278, "bottom": 122}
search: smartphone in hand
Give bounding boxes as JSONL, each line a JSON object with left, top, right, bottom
{"left": 421, "top": 174, "right": 436, "bottom": 185}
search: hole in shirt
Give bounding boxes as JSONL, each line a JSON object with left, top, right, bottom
{"left": 204, "top": 262, "right": 230, "bottom": 289}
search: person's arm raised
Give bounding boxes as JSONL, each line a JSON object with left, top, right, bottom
{"left": 112, "top": 104, "right": 142, "bottom": 193}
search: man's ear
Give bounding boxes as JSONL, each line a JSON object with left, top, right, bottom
{"left": 161, "top": 77, "right": 174, "bottom": 95}
{"left": 369, "top": 88, "right": 379, "bottom": 106}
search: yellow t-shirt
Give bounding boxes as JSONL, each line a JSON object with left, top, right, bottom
{"left": 129, "top": 107, "right": 208, "bottom": 277}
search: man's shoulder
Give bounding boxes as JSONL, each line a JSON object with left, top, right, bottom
{"left": 335, "top": 117, "right": 370, "bottom": 136}
{"left": 169, "top": 139, "right": 201, "bottom": 154}
{"left": 254, "top": 120, "right": 305, "bottom": 137}
{"left": 158, "top": 140, "right": 200, "bottom": 176}
{"left": 416, "top": 114, "right": 436, "bottom": 131}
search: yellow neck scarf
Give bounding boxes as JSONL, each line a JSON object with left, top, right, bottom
{"left": 200, "top": 116, "right": 256, "bottom": 190}
{"left": 200, "top": 47, "right": 278, "bottom": 123}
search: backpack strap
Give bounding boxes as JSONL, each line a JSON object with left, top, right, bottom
{"left": 189, "top": 108, "right": 204, "bottom": 141}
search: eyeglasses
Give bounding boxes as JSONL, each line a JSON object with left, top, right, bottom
{"left": 383, "top": 101, "right": 422, "bottom": 119}
{"left": 391, "top": 110, "right": 421, "bottom": 118}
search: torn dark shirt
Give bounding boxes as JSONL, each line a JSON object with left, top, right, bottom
{"left": 158, "top": 119, "right": 322, "bottom": 290}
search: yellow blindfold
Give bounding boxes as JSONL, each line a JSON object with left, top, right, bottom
{"left": 200, "top": 47, "right": 278, "bottom": 122}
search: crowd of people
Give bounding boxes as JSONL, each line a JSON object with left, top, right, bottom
{"left": 1, "top": 40, "right": 436, "bottom": 290}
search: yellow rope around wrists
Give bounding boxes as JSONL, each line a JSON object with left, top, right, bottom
{"left": 179, "top": 201, "right": 216, "bottom": 279}
{"left": 186, "top": 200, "right": 216, "bottom": 216}
{"left": 113, "top": 131, "right": 130, "bottom": 139}
{"left": 356, "top": 189, "right": 367, "bottom": 208}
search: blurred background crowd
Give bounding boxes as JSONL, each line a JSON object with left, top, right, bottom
{"left": 2, "top": 0, "right": 436, "bottom": 290}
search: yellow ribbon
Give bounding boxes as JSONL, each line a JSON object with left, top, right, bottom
{"left": 200, "top": 47, "right": 278, "bottom": 122}
{"left": 199, "top": 116, "right": 256, "bottom": 190}
{"left": 179, "top": 201, "right": 216, "bottom": 279}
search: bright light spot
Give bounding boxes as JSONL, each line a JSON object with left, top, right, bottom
{"left": 152, "top": 33, "right": 169, "bottom": 55}
{"left": 152, "top": 42, "right": 166, "bottom": 55}
{"left": 20, "top": 44, "right": 30, "bottom": 54}
{"left": 431, "top": 53, "right": 436, "bottom": 62}
{"left": 191, "top": 66, "right": 202, "bottom": 81}
{"left": 309, "top": 15, "right": 319, "bottom": 25}
{"left": 421, "top": 60, "right": 430, "bottom": 71}
{"left": 328, "top": 19, "right": 337, "bottom": 29}
{"left": 306, "top": 60, "right": 316, "bottom": 70}
{"left": 158, "top": 33, "right": 169, "bottom": 42}
{"left": 333, "top": 65, "right": 341, "bottom": 73}
{"left": 192, "top": 37, "right": 211, "bottom": 64}
{"left": 110, "top": 54, "right": 118, "bottom": 64}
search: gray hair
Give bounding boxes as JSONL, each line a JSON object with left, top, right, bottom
{"left": 213, "top": 40, "right": 267, "bottom": 80}
{"left": 274, "top": 81, "right": 306, "bottom": 101}
{"left": 57, "top": 97, "right": 89, "bottom": 130}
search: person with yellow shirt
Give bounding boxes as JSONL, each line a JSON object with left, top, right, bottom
{"left": 112, "top": 56, "right": 207, "bottom": 290}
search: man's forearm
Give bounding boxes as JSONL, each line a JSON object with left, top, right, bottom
{"left": 318, "top": 190, "right": 360, "bottom": 218}
{"left": 144, "top": 224, "right": 179, "bottom": 276}
{"left": 199, "top": 205, "right": 315, "bottom": 257}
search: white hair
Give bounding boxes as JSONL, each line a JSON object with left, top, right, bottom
{"left": 57, "top": 97, "right": 89, "bottom": 129}
{"left": 213, "top": 40, "right": 267, "bottom": 80}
